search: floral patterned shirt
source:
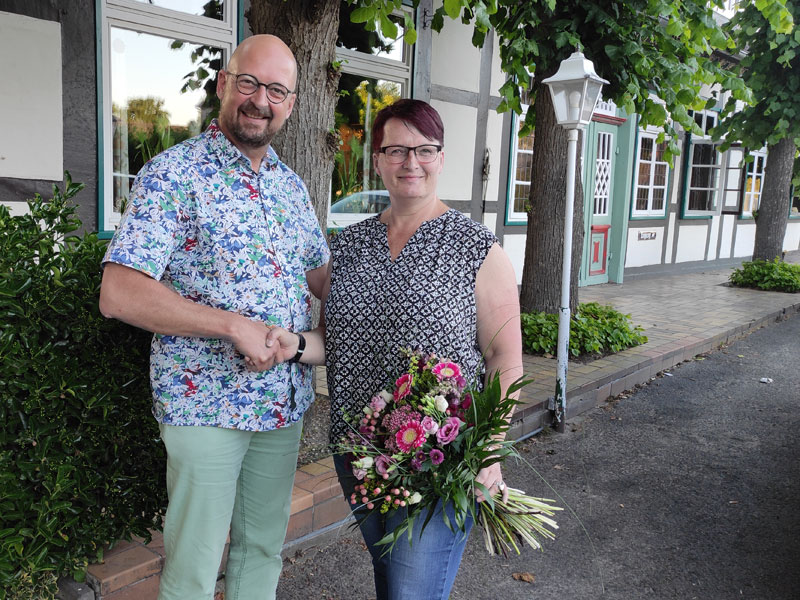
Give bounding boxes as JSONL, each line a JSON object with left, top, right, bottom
{"left": 103, "top": 121, "right": 330, "bottom": 431}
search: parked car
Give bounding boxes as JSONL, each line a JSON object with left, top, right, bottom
{"left": 328, "top": 189, "right": 390, "bottom": 231}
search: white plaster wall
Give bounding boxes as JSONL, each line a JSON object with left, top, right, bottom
{"left": 675, "top": 225, "right": 709, "bottom": 263}
{"left": 484, "top": 110, "right": 504, "bottom": 204}
{"left": 433, "top": 100, "right": 476, "bottom": 202}
{"left": 483, "top": 211, "right": 496, "bottom": 232}
{"left": 625, "top": 227, "right": 665, "bottom": 267}
{"left": 502, "top": 234, "right": 526, "bottom": 284}
{"left": 489, "top": 33, "right": 505, "bottom": 96}
{"left": 719, "top": 214, "right": 735, "bottom": 259}
{"left": 430, "top": 2, "right": 481, "bottom": 93}
{"left": 0, "top": 12, "right": 63, "bottom": 180}
{"left": 783, "top": 221, "right": 800, "bottom": 252}
{"left": 733, "top": 222, "right": 756, "bottom": 257}
{"left": 707, "top": 215, "right": 721, "bottom": 260}
{"left": 0, "top": 201, "right": 30, "bottom": 217}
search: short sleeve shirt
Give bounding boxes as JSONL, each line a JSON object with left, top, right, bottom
{"left": 324, "top": 209, "right": 497, "bottom": 442}
{"left": 103, "top": 121, "right": 330, "bottom": 431}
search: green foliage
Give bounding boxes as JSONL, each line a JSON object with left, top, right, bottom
{"left": 521, "top": 302, "right": 647, "bottom": 357}
{"left": 716, "top": 0, "right": 799, "bottom": 151}
{"left": 729, "top": 258, "right": 800, "bottom": 292}
{"left": 349, "top": 0, "right": 793, "bottom": 166}
{"left": 0, "top": 176, "right": 166, "bottom": 598}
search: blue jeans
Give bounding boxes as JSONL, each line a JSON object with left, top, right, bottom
{"left": 334, "top": 454, "right": 473, "bottom": 600}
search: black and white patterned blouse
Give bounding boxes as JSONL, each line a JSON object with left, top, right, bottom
{"left": 325, "top": 208, "right": 498, "bottom": 443}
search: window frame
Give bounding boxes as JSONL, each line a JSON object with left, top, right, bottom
{"left": 630, "top": 128, "right": 670, "bottom": 220}
{"left": 681, "top": 109, "right": 722, "bottom": 219}
{"left": 97, "top": 0, "right": 240, "bottom": 236}
{"left": 739, "top": 147, "right": 767, "bottom": 219}
{"left": 504, "top": 95, "right": 533, "bottom": 225}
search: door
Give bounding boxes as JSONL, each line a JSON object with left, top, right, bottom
{"left": 582, "top": 125, "right": 617, "bottom": 285}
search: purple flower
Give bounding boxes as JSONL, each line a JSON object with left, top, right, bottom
{"left": 436, "top": 417, "right": 462, "bottom": 445}
{"left": 352, "top": 467, "right": 367, "bottom": 480}
{"left": 375, "top": 454, "right": 395, "bottom": 476}
{"left": 410, "top": 457, "right": 423, "bottom": 470}
{"left": 429, "top": 449, "right": 444, "bottom": 465}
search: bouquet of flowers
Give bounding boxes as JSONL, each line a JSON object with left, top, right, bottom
{"left": 336, "top": 349, "right": 561, "bottom": 557}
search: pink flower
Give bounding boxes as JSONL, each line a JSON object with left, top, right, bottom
{"left": 421, "top": 415, "right": 439, "bottom": 435}
{"left": 382, "top": 404, "right": 423, "bottom": 433}
{"left": 375, "top": 454, "right": 395, "bottom": 476}
{"left": 461, "top": 394, "right": 472, "bottom": 410}
{"left": 429, "top": 448, "right": 444, "bottom": 465}
{"left": 436, "top": 416, "right": 462, "bottom": 445}
{"left": 394, "top": 373, "right": 413, "bottom": 400}
{"left": 432, "top": 362, "right": 461, "bottom": 381}
{"left": 396, "top": 421, "right": 426, "bottom": 453}
{"left": 352, "top": 467, "right": 367, "bottom": 480}
{"left": 370, "top": 395, "right": 387, "bottom": 413}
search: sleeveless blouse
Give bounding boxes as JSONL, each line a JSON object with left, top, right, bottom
{"left": 325, "top": 208, "right": 497, "bottom": 443}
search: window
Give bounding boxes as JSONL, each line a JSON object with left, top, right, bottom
{"left": 505, "top": 90, "right": 533, "bottom": 224}
{"left": 99, "top": 0, "right": 237, "bottom": 234}
{"left": 632, "top": 131, "right": 669, "bottom": 218}
{"left": 741, "top": 149, "right": 767, "bottom": 218}
{"left": 328, "top": 4, "right": 413, "bottom": 230}
{"left": 791, "top": 185, "right": 800, "bottom": 218}
{"left": 683, "top": 109, "right": 721, "bottom": 217}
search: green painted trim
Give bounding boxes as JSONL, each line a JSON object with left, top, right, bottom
{"left": 95, "top": 0, "right": 108, "bottom": 236}
{"left": 503, "top": 109, "right": 527, "bottom": 227}
{"left": 626, "top": 118, "right": 640, "bottom": 222}
{"left": 629, "top": 215, "right": 668, "bottom": 221}
{"left": 237, "top": 0, "right": 245, "bottom": 42}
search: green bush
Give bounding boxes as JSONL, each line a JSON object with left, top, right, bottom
{"left": 0, "top": 175, "right": 166, "bottom": 598}
{"left": 521, "top": 302, "right": 648, "bottom": 357}
{"left": 729, "top": 258, "right": 800, "bottom": 293}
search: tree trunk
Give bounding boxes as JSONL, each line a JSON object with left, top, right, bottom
{"left": 247, "top": 1, "right": 341, "bottom": 232}
{"left": 519, "top": 81, "right": 585, "bottom": 314}
{"left": 752, "top": 136, "right": 796, "bottom": 261}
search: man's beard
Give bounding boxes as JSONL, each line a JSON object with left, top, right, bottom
{"left": 226, "top": 99, "right": 274, "bottom": 148}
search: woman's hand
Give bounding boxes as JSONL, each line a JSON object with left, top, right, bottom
{"left": 262, "top": 327, "right": 300, "bottom": 365}
{"left": 474, "top": 461, "right": 509, "bottom": 503}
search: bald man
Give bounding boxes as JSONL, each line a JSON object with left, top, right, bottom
{"left": 100, "top": 35, "right": 329, "bottom": 600}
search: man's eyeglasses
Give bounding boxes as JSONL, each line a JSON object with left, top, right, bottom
{"left": 379, "top": 144, "right": 442, "bottom": 164}
{"left": 227, "top": 72, "right": 294, "bottom": 104}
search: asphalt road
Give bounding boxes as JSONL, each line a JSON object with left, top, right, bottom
{"left": 276, "top": 312, "right": 800, "bottom": 600}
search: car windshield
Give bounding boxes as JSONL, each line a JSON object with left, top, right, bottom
{"left": 331, "top": 191, "right": 390, "bottom": 214}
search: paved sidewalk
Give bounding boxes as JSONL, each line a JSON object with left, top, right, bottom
{"left": 75, "top": 254, "right": 800, "bottom": 599}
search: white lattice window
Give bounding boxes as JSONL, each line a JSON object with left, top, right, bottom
{"left": 506, "top": 90, "right": 533, "bottom": 224}
{"left": 632, "top": 131, "right": 669, "bottom": 218}
{"left": 683, "top": 109, "right": 721, "bottom": 217}
{"left": 741, "top": 149, "right": 767, "bottom": 218}
{"left": 593, "top": 132, "right": 612, "bottom": 216}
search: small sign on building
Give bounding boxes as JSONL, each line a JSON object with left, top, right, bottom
{"left": 638, "top": 231, "right": 657, "bottom": 241}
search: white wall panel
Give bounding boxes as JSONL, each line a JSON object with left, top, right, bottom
{"left": 0, "top": 12, "right": 63, "bottom": 180}
{"left": 675, "top": 225, "right": 709, "bottom": 263}
{"left": 625, "top": 227, "right": 665, "bottom": 267}
{"left": 502, "top": 234, "right": 526, "bottom": 284}
{"left": 719, "top": 214, "right": 735, "bottom": 259}
{"left": 707, "top": 215, "right": 721, "bottom": 260}
{"left": 432, "top": 100, "right": 476, "bottom": 202}
{"left": 783, "top": 221, "right": 800, "bottom": 252}
{"left": 430, "top": 4, "right": 481, "bottom": 93}
{"left": 733, "top": 222, "right": 756, "bottom": 257}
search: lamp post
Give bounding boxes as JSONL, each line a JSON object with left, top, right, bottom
{"left": 542, "top": 50, "right": 608, "bottom": 432}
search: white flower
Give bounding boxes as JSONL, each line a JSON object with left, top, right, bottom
{"left": 434, "top": 395, "right": 449, "bottom": 412}
{"left": 354, "top": 456, "right": 374, "bottom": 469}
{"left": 379, "top": 390, "right": 393, "bottom": 403}
{"left": 408, "top": 492, "right": 422, "bottom": 505}
{"left": 363, "top": 406, "right": 373, "bottom": 415}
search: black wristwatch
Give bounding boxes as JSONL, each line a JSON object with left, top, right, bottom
{"left": 288, "top": 333, "right": 306, "bottom": 364}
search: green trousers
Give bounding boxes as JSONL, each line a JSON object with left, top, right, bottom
{"left": 157, "top": 420, "right": 302, "bottom": 600}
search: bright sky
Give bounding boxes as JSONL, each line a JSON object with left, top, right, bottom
{"left": 111, "top": 25, "right": 215, "bottom": 127}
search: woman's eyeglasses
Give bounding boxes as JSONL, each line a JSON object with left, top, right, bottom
{"left": 379, "top": 144, "right": 442, "bottom": 164}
